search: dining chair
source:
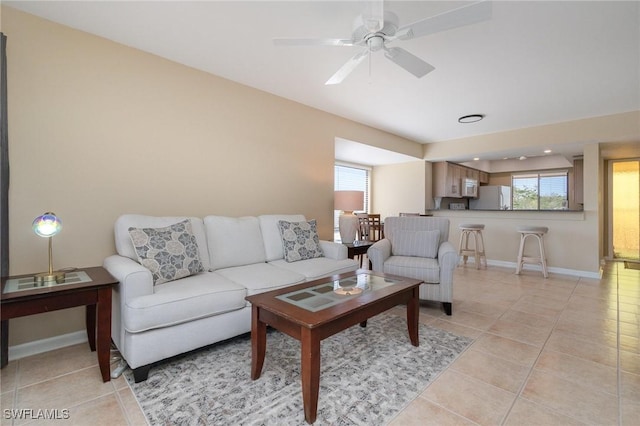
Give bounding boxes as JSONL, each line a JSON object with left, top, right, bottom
{"left": 358, "top": 214, "right": 383, "bottom": 242}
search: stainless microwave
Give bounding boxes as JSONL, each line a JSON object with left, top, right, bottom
{"left": 463, "top": 178, "right": 478, "bottom": 197}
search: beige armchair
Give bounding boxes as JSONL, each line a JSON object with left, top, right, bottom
{"left": 367, "top": 216, "right": 457, "bottom": 315}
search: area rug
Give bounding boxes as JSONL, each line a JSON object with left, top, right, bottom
{"left": 126, "top": 312, "right": 471, "bottom": 425}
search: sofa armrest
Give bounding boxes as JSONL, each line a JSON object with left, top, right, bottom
{"left": 367, "top": 239, "right": 392, "bottom": 272}
{"left": 103, "top": 255, "right": 154, "bottom": 301}
{"left": 319, "top": 240, "right": 348, "bottom": 260}
{"left": 438, "top": 241, "right": 458, "bottom": 286}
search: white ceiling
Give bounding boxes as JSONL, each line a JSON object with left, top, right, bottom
{"left": 6, "top": 0, "right": 640, "bottom": 165}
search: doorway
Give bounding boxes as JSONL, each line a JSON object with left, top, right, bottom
{"left": 610, "top": 159, "right": 640, "bottom": 260}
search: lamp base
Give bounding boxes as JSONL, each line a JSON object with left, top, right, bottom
{"left": 339, "top": 213, "right": 359, "bottom": 244}
{"left": 34, "top": 271, "right": 66, "bottom": 284}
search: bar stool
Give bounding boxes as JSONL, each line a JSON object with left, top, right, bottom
{"left": 458, "top": 224, "right": 486, "bottom": 269}
{"left": 515, "top": 226, "right": 549, "bottom": 278}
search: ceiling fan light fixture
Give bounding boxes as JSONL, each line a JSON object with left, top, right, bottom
{"left": 458, "top": 114, "right": 484, "bottom": 124}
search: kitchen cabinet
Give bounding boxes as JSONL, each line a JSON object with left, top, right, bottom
{"left": 465, "top": 168, "right": 479, "bottom": 181}
{"left": 573, "top": 159, "right": 584, "bottom": 205}
{"left": 433, "top": 162, "right": 462, "bottom": 198}
{"left": 433, "top": 162, "right": 486, "bottom": 198}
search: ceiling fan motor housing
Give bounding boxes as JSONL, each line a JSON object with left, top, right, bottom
{"left": 351, "top": 11, "right": 399, "bottom": 46}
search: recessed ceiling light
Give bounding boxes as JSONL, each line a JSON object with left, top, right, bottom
{"left": 458, "top": 114, "right": 484, "bottom": 124}
{"left": 544, "top": 149, "right": 552, "bottom": 154}
{"left": 473, "top": 157, "right": 480, "bottom": 161}
{"left": 519, "top": 155, "right": 527, "bottom": 160}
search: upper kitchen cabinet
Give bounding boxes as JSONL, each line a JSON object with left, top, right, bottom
{"left": 433, "top": 162, "right": 463, "bottom": 198}
{"left": 433, "top": 161, "right": 483, "bottom": 198}
{"left": 573, "top": 158, "right": 584, "bottom": 205}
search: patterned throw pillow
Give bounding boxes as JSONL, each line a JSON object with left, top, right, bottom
{"left": 277, "top": 219, "right": 324, "bottom": 263}
{"left": 128, "top": 219, "right": 204, "bottom": 285}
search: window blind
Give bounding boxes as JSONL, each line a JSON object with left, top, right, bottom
{"left": 334, "top": 164, "right": 370, "bottom": 229}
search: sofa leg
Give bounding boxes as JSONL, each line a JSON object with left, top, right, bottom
{"left": 133, "top": 365, "right": 151, "bottom": 383}
{"left": 442, "top": 302, "right": 452, "bottom": 316}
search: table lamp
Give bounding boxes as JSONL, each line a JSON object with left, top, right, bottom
{"left": 32, "top": 212, "right": 65, "bottom": 283}
{"left": 334, "top": 191, "right": 364, "bottom": 244}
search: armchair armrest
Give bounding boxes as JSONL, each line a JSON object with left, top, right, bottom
{"left": 319, "top": 240, "right": 348, "bottom": 260}
{"left": 437, "top": 241, "right": 458, "bottom": 286}
{"left": 103, "top": 255, "right": 154, "bottom": 302}
{"left": 367, "top": 239, "right": 392, "bottom": 272}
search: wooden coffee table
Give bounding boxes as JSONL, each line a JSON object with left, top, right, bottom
{"left": 245, "top": 270, "right": 422, "bottom": 424}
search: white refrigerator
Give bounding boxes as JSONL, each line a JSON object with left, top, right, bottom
{"left": 469, "top": 186, "right": 512, "bottom": 210}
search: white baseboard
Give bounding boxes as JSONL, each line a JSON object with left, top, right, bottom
{"left": 8, "top": 331, "right": 88, "bottom": 362}
{"left": 485, "top": 259, "right": 601, "bottom": 279}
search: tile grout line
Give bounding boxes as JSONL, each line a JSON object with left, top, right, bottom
{"left": 498, "top": 273, "right": 581, "bottom": 425}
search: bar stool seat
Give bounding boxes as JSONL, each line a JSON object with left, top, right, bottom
{"left": 458, "top": 223, "right": 486, "bottom": 269}
{"left": 515, "top": 226, "right": 549, "bottom": 278}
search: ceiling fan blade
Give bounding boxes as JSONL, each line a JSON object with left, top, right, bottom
{"left": 396, "top": 1, "right": 492, "bottom": 40}
{"left": 273, "top": 38, "right": 355, "bottom": 47}
{"left": 362, "top": 0, "right": 385, "bottom": 32}
{"left": 384, "top": 47, "right": 435, "bottom": 78}
{"left": 325, "top": 49, "right": 369, "bottom": 85}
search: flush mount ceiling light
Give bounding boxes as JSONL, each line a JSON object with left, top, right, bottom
{"left": 458, "top": 114, "right": 484, "bottom": 124}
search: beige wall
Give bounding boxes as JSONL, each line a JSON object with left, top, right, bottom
{"left": 2, "top": 7, "right": 421, "bottom": 346}
{"left": 371, "top": 161, "right": 427, "bottom": 219}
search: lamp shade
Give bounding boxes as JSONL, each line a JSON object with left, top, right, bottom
{"left": 33, "top": 212, "right": 62, "bottom": 237}
{"left": 334, "top": 191, "right": 364, "bottom": 212}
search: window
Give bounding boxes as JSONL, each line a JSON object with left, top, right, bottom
{"left": 334, "top": 164, "right": 370, "bottom": 230}
{"left": 512, "top": 171, "right": 568, "bottom": 210}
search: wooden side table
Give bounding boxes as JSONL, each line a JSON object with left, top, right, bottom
{"left": 1, "top": 266, "right": 118, "bottom": 382}
{"left": 342, "top": 240, "right": 373, "bottom": 268}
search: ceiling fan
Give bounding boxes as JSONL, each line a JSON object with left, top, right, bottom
{"left": 273, "top": 1, "right": 492, "bottom": 85}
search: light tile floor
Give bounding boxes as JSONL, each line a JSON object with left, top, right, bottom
{"left": 1, "top": 261, "right": 638, "bottom": 425}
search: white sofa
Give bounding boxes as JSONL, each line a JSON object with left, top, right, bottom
{"left": 103, "top": 214, "right": 358, "bottom": 382}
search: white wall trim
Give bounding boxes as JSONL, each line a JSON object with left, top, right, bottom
{"left": 8, "top": 331, "right": 88, "bottom": 362}
{"left": 486, "top": 259, "right": 601, "bottom": 279}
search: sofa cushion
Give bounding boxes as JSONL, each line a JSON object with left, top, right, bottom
{"left": 383, "top": 255, "right": 441, "bottom": 284}
{"left": 114, "top": 215, "right": 211, "bottom": 271}
{"left": 123, "top": 272, "right": 246, "bottom": 333}
{"left": 128, "top": 219, "right": 204, "bottom": 285}
{"left": 203, "top": 216, "right": 267, "bottom": 270}
{"left": 277, "top": 219, "right": 324, "bottom": 262}
{"left": 392, "top": 229, "right": 440, "bottom": 259}
{"left": 259, "top": 214, "right": 307, "bottom": 261}
{"left": 269, "top": 257, "right": 359, "bottom": 281}
{"left": 216, "top": 263, "right": 306, "bottom": 296}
